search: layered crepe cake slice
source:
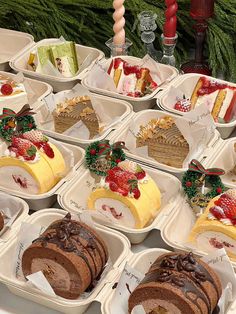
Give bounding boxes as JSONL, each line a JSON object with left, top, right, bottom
{"left": 128, "top": 252, "right": 222, "bottom": 314}
{"left": 190, "top": 76, "right": 236, "bottom": 123}
{"left": 22, "top": 213, "right": 108, "bottom": 299}
{"left": 188, "top": 189, "right": 236, "bottom": 261}
{"left": 53, "top": 95, "right": 103, "bottom": 139}
{"left": 136, "top": 116, "right": 189, "bottom": 168}
{"left": 87, "top": 160, "right": 161, "bottom": 229}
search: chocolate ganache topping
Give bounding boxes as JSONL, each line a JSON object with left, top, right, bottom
{"left": 33, "top": 213, "right": 107, "bottom": 282}
{"left": 141, "top": 252, "right": 220, "bottom": 314}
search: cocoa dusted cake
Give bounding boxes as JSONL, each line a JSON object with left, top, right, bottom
{"left": 22, "top": 213, "right": 108, "bottom": 299}
{"left": 128, "top": 252, "right": 222, "bottom": 314}
{"left": 0, "top": 212, "right": 4, "bottom": 231}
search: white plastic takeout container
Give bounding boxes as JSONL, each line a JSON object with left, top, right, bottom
{"left": 0, "top": 138, "right": 85, "bottom": 210}
{"left": 0, "top": 192, "right": 29, "bottom": 248}
{"left": 161, "top": 194, "right": 236, "bottom": 269}
{"left": 34, "top": 92, "right": 133, "bottom": 148}
{"left": 0, "top": 208, "right": 131, "bottom": 314}
{"left": 203, "top": 137, "right": 236, "bottom": 189}
{"left": 101, "top": 247, "right": 236, "bottom": 314}
{"left": 0, "top": 70, "right": 52, "bottom": 111}
{"left": 82, "top": 56, "right": 178, "bottom": 112}
{"left": 110, "top": 109, "right": 221, "bottom": 175}
{"left": 0, "top": 28, "right": 34, "bottom": 72}
{"left": 157, "top": 73, "right": 236, "bottom": 139}
{"left": 10, "top": 38, "right": 105, "bottom": 92}
{"left": 58, "top": 163, "right": 183, "bottom": 244}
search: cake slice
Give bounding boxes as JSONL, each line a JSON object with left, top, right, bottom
{"left": 128, "top": 252, "right": 222, "bottom": 314}
{"left": 107, "top": 57, "right": 158, "bottom": 97}
{"left": 188, "top": 189, "right": 236, "bottom": 261}
{"left": 136, "top": 116, "right": 189, "bottom": 168}
{"left": 189, "top": 76, "right": 236, "bottom": 123}
{"left": 87, "top": 161, "right": 161, "bottom": 229}
{"left": 22, "top": 213, "right": 108, "bottom": 299}
{"left": 53, "top": 95, "right": 102, "bottom": 139}
{"left": 37, "top": 42, "right": 79, "bottom": 77}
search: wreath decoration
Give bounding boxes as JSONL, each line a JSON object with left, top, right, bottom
{"left": 182, "top": 159, "right": 226, "bottom": 214}
{"left": 0, "top": 105, "right": 36, "bottom": 142}
{"left": 85, "top": 140, "right": 126, "bottom": 176}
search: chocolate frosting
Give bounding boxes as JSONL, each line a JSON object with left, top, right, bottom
{"left": 33, "top": 213, "right": 107, "bottom": 281}
{"left": 142, "top": 252, "right": 220, "bottom": 314}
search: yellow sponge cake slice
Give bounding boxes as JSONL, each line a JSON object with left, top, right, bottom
{"left": 189, "top": 190, "right": 236, "bottom": 261}
{"left": 87, "top": 161, "right": 161, "bottom": 229}
{"left": 0, "top": 155, "right": 55, "bottom": 194}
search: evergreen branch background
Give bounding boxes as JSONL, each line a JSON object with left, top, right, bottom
{"left": 0, "top": 0, "right": 235, "bottom": 81}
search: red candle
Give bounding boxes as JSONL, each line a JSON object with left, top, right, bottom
{"left": 163, "top": 0, "right": 178, "bottom": 38}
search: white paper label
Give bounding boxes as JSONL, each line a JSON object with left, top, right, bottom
{"left": 26, "top": 271, "right": 56, "bottom": 296}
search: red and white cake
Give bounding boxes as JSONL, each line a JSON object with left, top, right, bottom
{"left": 107, "top": 58, "right": 158, "bottom": 97}
{"left": 174, "top": 76, "right": 236, "bottom": 123}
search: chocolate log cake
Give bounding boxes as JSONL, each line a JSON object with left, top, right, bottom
{"left": 136, "top": 116, "right": 189, "bottom": 168}
{"left": 22, "top": 213, "right": 108, "bottom": 299}
{"left": 128, "top": 252, "right": 222, "bottom": 314}
{"left": 0, "top": 212, "right": 4, "bottom": 231}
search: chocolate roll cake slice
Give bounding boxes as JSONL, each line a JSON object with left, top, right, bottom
{"left": 22, "top": 213, "right": 108, "bottom": 299}
{"left": 128, "top": 252, "right": 222, "bottom": 314}
{"left": 0, "top": 212, "right": 4, "bottom": 231}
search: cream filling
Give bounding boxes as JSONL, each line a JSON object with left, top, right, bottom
{"left": 94, "top": 198, "right": 135, "bottom": 228}
{"left": 118, "top": 73, "right": 137, "bottom": 95}
{"left": 140, "top": 299, "right": 181, "bottom": 314}
{"left": 196, "top": 231, "right": 236, "bottom": 255}
{"left": 0, "top": 166, "right": 39, "bottom": 194}
{"left": 195, "top": 90, "right": 219, "bottom": 112}
{"left": 31, "top": 258, "right": 71, "bottom": 291}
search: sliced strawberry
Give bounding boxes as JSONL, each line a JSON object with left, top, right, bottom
{"left": 223, "top": 206, "right": 236, "bottom": 221}
{"left": 209, "top": 206, "right": 225, "bottom": 220}
{"left": 132, "top": 188, "right": 141, "bottom": 199}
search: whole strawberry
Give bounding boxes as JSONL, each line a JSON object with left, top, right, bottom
{"left": 174, "top": 99, "right": 191, "bottom": 112}
{"left": 1, "top": 83, "right": 13, "bottom": 96}
{"left": 23, "top": 130, "right": 48, "bottom": 143}
{"left": 23, "top": 130, "right": 54, "bottom": 158}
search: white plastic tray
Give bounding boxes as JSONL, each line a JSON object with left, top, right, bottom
{"left": 0, "top": 208, "right": 131, "bottom": 314}
{"left": 0, "top": 192, "right": 29, "bottom": 248}
{"left": 110, "top": 109, "right": 220, "bottom": 174}
{"left": 157, "top": 73, "right": 236, "bottom": 139}
{"left": 0, "top": 28, "right": 34, "bottom": 72}
{"left": 161, "top": 195, "right": 236, "bottom": 269}
{"left": 58, "top": 163, "right": 183, "bottom": 244}
{"left": 0, "top": 70, "right": 52, "bottom": 111}
{"left": 203, "top": 137, "right": 236, "bottom": 189}
{"left": 35, "top": 92, "right": 133, "bottom": 147}
{"left": 0, "top": 138, "right": 85, "bottom": 210}
{"left": 82, "top": 56, "right": 178, "bottom": 112}
{"left": 10, "top": 38, "right": 105, "bottom": 92}
{"left": 101, "top": 248, "right": 236, "bottom": 314}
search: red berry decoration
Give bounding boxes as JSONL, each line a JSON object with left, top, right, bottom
{"left": 1, "top": 83, "right": 13, "bottom": 96}
{"left": 174, "top": 100, "right": 191, "bottom": 113}
{"left": 133, "top": 188, "right": 141, "bottom": 199}
{"left": 90, "top": 149, "right": 96, "bottom": 155}
{"left": 216, "top": 187, "right": 222, "bottom": 194}
{"left": 116, "top": 159, "right": 121, "bottom": 164}
{"left": 185, "top": 181, "right": 192, "bottom": 188}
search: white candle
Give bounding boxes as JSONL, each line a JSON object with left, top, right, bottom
{"left": 113, "top": 0, "right": 126, "bottom": 45}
